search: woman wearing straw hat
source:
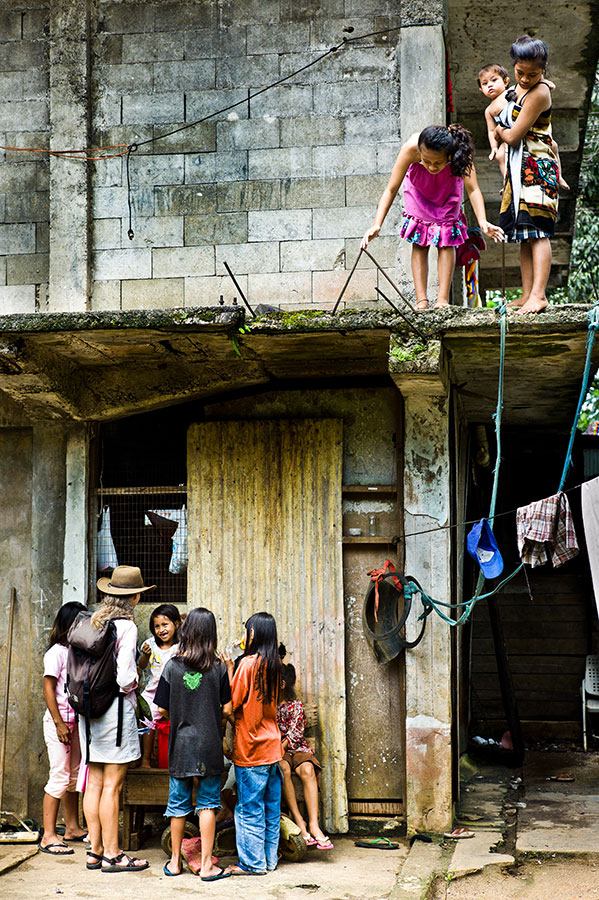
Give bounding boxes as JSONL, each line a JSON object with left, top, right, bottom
{"left": 81, "top": 566, "right": 155, "bottom": 873}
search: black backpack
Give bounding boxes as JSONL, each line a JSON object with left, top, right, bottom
{"left": 66, "top": 611, "right": 123, "bottom": 762}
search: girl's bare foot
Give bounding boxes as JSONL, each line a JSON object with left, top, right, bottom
{"left": 140, "top": 758, "right": 152, "bottom": 768}
{"left": 433, "top": 299, "right": 449, "bottom": 309}
{"left": 507, "top": 295, "right": 527, "bottom": 309}
{"left": 513, "top": 295, "right": 548, "bottom": 314}
{"left": 415, "top": 298, "right": 429, "bottom": 310}
{"left": 559, "top": 176, "right": 570, "bottom": 191}
{"left": 63, "top": 827, "right": 88, "bottom": 841}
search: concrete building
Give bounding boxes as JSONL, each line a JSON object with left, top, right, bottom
{"left": 0, "top": 0, "right": 597, "bottom": 837}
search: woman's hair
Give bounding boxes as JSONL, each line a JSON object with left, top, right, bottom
{"left": 510, "top": 34, "right": 548, "bottom": 69}
{"left": 90, "top": 594, "right": 137, "bottom": 629}
{"left": 245, "top": 612, "right": 281, "bottom": 706}
{"left": 149, "top": 603, "right": 181, "bottom": 645}
{"left": 418, "top": 124, "right": 474, "bottom": 177}
{"left": 49, "top": 601, "right": 85, "bottom": 648}
{"left": 176, "top": 607, "right": 217, "bottom": 673}
{"left": 280, "top": 662, "right": 297, "bottom": 702}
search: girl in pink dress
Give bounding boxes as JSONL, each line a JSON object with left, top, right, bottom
{"left": 362, "top": 124, "right": 504, "bottom": 309}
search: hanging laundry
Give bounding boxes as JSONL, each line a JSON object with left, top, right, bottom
{"left": 146, "top": 506, "right": 188, "bottom": 575}
{"left": 516, "top": 492, "right": 579, "bottom": 568}
{"left": 581, "top": 477, "right": 599, "bottom": 620}
{"left": 97, "top": 505, "right": 119, "bottom": 572}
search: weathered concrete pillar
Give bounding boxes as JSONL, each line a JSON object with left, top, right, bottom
{"left": 392, "top": 338, "right": 453, "bottom": 835}
{"left": 48, "top": 0, "right": 90, "bottom": 311}
{"left": 397, "top": 14, "right": 447, "bottom": 302}
{"left": 63, "top": 425, "right": 89, "bottom": 604}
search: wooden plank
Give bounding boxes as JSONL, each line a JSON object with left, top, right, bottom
{"left": 474, "top": 605, "right": 587, "bottom": 623}
{"left": 474, "top": 638, "right": 587, "bottom": 655}
{"left": 348, "top": 800, "right": 403, "bottom": 815}
{"left": 472, "top": 656, "right": 584, "bottom": 675}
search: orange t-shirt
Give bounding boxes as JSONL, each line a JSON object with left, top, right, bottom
{"left": 231, "top": 654, "right": 283, "bottom": 767}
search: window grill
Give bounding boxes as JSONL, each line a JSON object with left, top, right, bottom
{"left": 93, "top": 486, "right": 188, "bottom": 603}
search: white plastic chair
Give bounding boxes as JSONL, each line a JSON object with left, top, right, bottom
{"left": 582, "top": 655, "right": 599, "bottom": 751}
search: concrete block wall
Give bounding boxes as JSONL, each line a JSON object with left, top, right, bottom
{"left": 0, "top": 3, "right": 50, "bottom": 314}
{"left": 89, "top": 0, "right": 402, "bottom": 311}
{"left": 0, "top": 0, "right": 408, "bottom": 313}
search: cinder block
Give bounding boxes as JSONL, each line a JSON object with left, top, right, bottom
{"left": 216, "top": 55, "right": 279, "bottom": 90}
{"left": 186, "top": 89, "right": 249, "bottom": 123}
{"left": 158, "top": 2, "right": 215, "bottom": 30}
{"left": 216, "top": 150, "right": 248, "bottom": 182}
{"left": 122, "top": 32, "right": 185, "bottom": 63}
{"left": 345, "top": 0, "right": 399, "bottom": 14}
{"left": 149, "top": 122, "right": 216, "bottom": 154}
{"left": 93, "top": 186, "right": 153, "bottom": 219}
{"left": 345, "top": 174, "right": 389, "bottom": 203}
{"left": 6, "top": 253, "right": 49, "bottom": 285}
{"left": 217, "top": 118, "right": 280, "bottom": 151}
{"left": 154, "top": 183, "right": 217, "bottom": 216}
{"left": 313, "top": 81, "right": 378, "bottom": 114}
{"left": 313, "top": 144, "right": 373, "bottom": 177}
{"left": 313, "top": 206, "right": 371, "bottom": 239}
{"left": 281, "top": 176, "right": 345, "bottom": 209}
{"left": 0, "top": 100, "right": 48, "bottom": 132}
{"left": 0, "top": 257, "right": 6, "bottom": 285}
{"left": 250, "top": 85, "right": 314, "bottom": 117}
{"left": 247, "top": 22, "right": 309, "bottom": 54}
{"left": 215, "top": 241, "right": 279, "bottom": 275}
{"left": 93, "top": 218, "right": 121, "bottom": 251}
{"left": 280, "top": 47, "right": 386, "bottom": 85}
{"left": 0, "top": 223, "right": 35, "bottom": 255}
{"left": 0, "top": 69, "right": 47, "bottom": 101}
{"left": 152, "top": 246, "right": 215, "bottom": 278}
{"left": 185, "top": 273, "right": 248, "bottom": 307}
{"left": 125, "top": 215, "right": 184, "bottom": 248}
{"left": 96, "top": 63, "right": 153, "bottom": 93}
{"left": 185, "top": 212, "right": 247, "bottom": 245}
{"left": 217, "top": 180, "right": 281, "bottom": 212}
{"left": 310, "top": 16, "right": 374, "bottom": 48}
{"left": 0, "top": 41, "right": 45, "bottom": 72}
{"left": 91, "top": 125, "right": 154, "bottom": 154}
{"left": 282, "top": 0, "right": 345, "bottom": 23}
{"left": 100, "top": 4, "right": 154, "bottom": 35}
{"left": 122, "top": 277, "right": 185, "bottom": 310}
{"left": 1, "top": 10, "right": 26, "bottom": 40}
{"left": 184, "top": 153, "right": 217, "bottom": 184}
{"left": 126, "top": 153, "right": 184, "bottom": 187}
{"left": 248, "top": 209, "right": 311, "bottom": 242}
{"left": 249, "top": 147, "right": 312, "bottom": 180}
{"left": 94, "top": 93, "right": 121, "bottom": 127}
{"left": 280, "top": 116, "right": 344, "bottom": 147}
{"left": 92, "top": 156, "right": 122, "bottom": 188}
{"left": 281, "top": 239, "right": 343, "bottom": 272}
{"left": 0, "top": 162, "right": 48, "bottom": 193}
{"left": 313, "top": 267, "right": 377, "bottom": 305}
{"left": 345, "top": 113, "right": 399, "bottom": 144}
{"left": 228, "top": 0, "right": 281, "bottom": 26}
{"left": 91, "top": 279, "right": 121, "bottom": 311}
{"left": 4, "top": 132, "right": 49, "bottom": 163}
{"left": 345, "top": 235, "right": 399, "bottom": 268}
{"left": 153, "top": 60, "right": 216, "bottom": 91}
{"left": 36, "top": 221, "right": 48, "bottom": 252}
{"left": 185, "top": 26, "right": 247, "bottom": 60}
{"left": 248, "top": 271, "right": 311, "bottom": 305}
{"left": 377, "top": 79, "right": 399, "bottom": 112}
{"left": 5, "top": 191, "right": 49, "bottom": 223}
{"left": 376, "top": 142, "right": 400, "bottom": 173}
{"left": 94, "top": 33, "right": 123, "bottom": 66}
{"left": 122, "top": 93, "right": 185, "bottom": 125}
{"left": 22, "top": 7, "right": 49, "bottom": 41}
{"left": 93, "top": 248, "right": 152, "bottom": 281}
{"left": 0, "top": 284, "right": 35, "bottom": 312}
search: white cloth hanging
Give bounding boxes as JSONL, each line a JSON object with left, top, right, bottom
{"left": 582, "top": 477, "right": 599, "bottom": 620}
{"left": 97, "top": 505, "right": 119, "bottom": 572}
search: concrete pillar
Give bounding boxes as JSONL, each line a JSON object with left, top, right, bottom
{"left": 48, "top": 0, "right": 91, "bottom": 311}
{"left": 397, "top": 21, "right": 447, "bottom": 302}
{"left": 399, "top": 371, "right": 453, "bottom": 835}
{"left": 63, "top": 425, "right": 89, "bottom": 604}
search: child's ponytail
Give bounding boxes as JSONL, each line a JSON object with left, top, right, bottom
{"left": 447, "top": 124, "right": 474, "bottom": 177}
{"left": 418, "top": 124, "right": 474, "bottom": 178}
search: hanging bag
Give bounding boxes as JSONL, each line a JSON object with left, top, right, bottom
{"left": 97, "top": 505, "right": 119, "bottom": 572}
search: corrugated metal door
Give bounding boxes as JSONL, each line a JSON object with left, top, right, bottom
{"left": 187, "top": 419, "right": 348, "bottom": 833}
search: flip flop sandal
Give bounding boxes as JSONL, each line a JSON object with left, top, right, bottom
{"left": 415, "top": 299, "right": 430, "bottom": 311}
{"left": 67, "top": 834, "right": 89, "bottom": 842}
{"left": 201, "top": 866, "right": 231, "bottom": 881}
{"left": 86, "top": 851, "right": 104, "bottom": 870}
{"left": 315, "top": 838, "right": 334, "bottom": 850}
{"left": 354, "top": 838, "right": 399, "bottom": 849}
{"left": 101, "top": 852, "right": 149, "bottom": 873}
{"left": 547, "top": 774, "right": 575, "bottom": 782}
{"left": 443, "top": 828, "right": 475, "bottom": 839}
{"left": 163, "top": 863, "right": 183, "bottom": 876}
{"left": 304, "top": 834, "right": 318, "bottom": 847}
{"left": 39, "top": 842, "right": 74, "bottom": 855}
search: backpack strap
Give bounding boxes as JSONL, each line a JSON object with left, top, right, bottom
{"left": 116, "top": 693, "right": 124, "bottom": 748}
{"left": 83, "top": 678, "right": 92, "bottom": 766}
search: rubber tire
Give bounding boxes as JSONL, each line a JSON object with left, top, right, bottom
{"left": 161, "top": 821, "right": 199, "bottom": 856}
{"left": 279, "top": 830, "right": 307, "bottom": 862}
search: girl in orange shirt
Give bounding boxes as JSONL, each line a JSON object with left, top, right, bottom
{"left": 225, "top": 612, "right": 282, "bottom": 875}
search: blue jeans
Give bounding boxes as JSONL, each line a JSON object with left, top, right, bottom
{"left": 234, "top": 763, "right": 282, "bottom": 873}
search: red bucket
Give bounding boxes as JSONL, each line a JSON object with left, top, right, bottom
{"left": 156, "top": 719, "right": 170, "bottom": 769}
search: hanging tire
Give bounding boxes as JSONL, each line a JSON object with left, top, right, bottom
{"left": 280, "top": 830, "right": 307, "bottom": 862}
{"left": 161, "top": 820, "right": 199, "bottom": 855}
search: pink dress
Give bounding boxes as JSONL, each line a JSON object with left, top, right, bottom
{"left": 400, "top": 162, "right": 468, "bottom": 247}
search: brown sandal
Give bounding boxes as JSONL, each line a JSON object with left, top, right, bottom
{"left": 415, "top": 298, "right": 429, "bottom": 310}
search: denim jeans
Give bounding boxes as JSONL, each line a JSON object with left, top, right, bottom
{"left": 234, "top": 762, "right": 282, "bottom": 873}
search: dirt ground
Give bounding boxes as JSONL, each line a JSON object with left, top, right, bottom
{"left": 0, "top": 834, "right": 406, "bottom": 900}
{"left": 432, "top": 858, "right": 599, "bottom": 900}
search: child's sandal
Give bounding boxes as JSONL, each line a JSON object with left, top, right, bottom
{"left": 415, "top": 298, "right": 429, "bottom": 311}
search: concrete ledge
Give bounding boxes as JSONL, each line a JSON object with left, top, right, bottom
{"left": 448, "top": 830, "right": 514, "bottom": 879}
{"left": 389, "top": 841, "right": 448, "bottom": 900}
{"left": 0, "top": 844, "right": 38, "bottom": 875}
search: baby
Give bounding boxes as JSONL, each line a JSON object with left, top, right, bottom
{"left": 478, "top": 62, "right": 569, "bottom": 189}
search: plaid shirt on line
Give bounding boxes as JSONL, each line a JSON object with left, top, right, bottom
{"left": 516, "top": 491, "right": 579, "bottom": 568}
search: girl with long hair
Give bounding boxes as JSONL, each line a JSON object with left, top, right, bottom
{"left": 155, "top": 607, "right": 232, "bottom": 881}
{"left": 225, "top": 612, "right": 283, "bottom": 876}
{"left": 362, "top": 123, "right": 504, "bottom": 309}
{"left": 137, "top": 603, "right": 181, "bottom": 767}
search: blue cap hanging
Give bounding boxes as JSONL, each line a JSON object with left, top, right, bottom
{"left": 467, "top": 518, "right": 504, "bottom": 579}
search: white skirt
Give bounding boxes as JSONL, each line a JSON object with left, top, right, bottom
{"left": 78, "top": 695, "right": 140, "bottom": 764}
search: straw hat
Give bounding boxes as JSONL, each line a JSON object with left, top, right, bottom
{"left": 97, "top": 565, "right": 156, "bottom": 596}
